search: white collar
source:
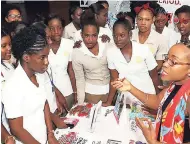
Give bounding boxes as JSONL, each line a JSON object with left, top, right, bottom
{"left": 80, "top": 42, "right": 105, "bottom": 59}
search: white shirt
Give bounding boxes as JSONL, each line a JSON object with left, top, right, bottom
{"left": 1, "top": 62, "right": 15, "bottom": 133}
{"left": 107, "top": 42, "right": 157, "bottom": 104}
{"left": 132, "top": 29, "right": 168, "bottom": 60}
{"left": 153, "top": 26, "right": 179, "bottom": 52}
{"left": 73, "top": 27, "right": 113, "bottom": 43}
{"left": 48, "top": 38, "right": 74, "bottom": 97}
{"left": 63, "top": 22, "right": 77, "bottom": 40}
{"left": 37, "top": 72, "right": 57, "bottom": 113}
{"left": 2, "top": 64, "right": 47, "bottom": 144}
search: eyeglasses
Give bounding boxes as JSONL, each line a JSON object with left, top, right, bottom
{"left": 8, "top": 14, "right": 22, "bottom": 19}
{"left": 173, "top": 17, "right": 190, "bottom": 25}
{"left": 164, "top": 55, "right": 190, "bottom": 67}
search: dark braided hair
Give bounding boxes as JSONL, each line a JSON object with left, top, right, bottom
{"left": 12, "top": 26, "right": 48, "bottom": 62}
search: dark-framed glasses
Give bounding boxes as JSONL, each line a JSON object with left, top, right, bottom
{"left": 164, "top": 55, "right": 190, "bottom": 67}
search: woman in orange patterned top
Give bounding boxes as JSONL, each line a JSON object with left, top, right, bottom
{"left": 111, "top": 42, "right": 190, "bottom": 143}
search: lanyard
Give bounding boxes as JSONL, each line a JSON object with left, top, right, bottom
{"left": 46, "top": 67, "right": 55, "bottom": 93}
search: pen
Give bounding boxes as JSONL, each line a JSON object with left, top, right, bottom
{"left": 91, "top": 108, "right": 96, "bottom": 129}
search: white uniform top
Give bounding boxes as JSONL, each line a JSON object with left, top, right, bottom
{"left": 63, "top": 22, "right": 77, "bottom": 40}
{"left": 153, "top": 26, "right": 179, "bottom": 52}
{"left": 107, "top": 42, "right": 157, "bottom": 104}
{"left": 37, "top": 72, "right": 57, "bottom": 113}
{"left": 48, "top": 38, "right": 74, "bottom": 97}
{"left": 2, "top": 64, "right": 47, "bottom": 144}
{"left": 1, "top": 62, "right": 14, "bottom": 133}
{"left": 132, "top": 29, "right": 168, "bottom": 60}
{"left": 73, "top": 26, "right": 113, "bottom": 43}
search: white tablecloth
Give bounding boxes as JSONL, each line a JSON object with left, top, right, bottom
{"left": 55, "top": 105, "right": 147, "bottom": 144}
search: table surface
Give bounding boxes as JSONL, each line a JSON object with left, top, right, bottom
{"left": 55, "top": 105, "right": 147, "bottom": 144}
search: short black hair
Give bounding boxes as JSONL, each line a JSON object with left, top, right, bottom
{"left": 113, "top": 17, "right": 132, "bottom": 32}
{"left": 31, "top": 22, "right": 47, "bottom": 38}
{"left": 12, "top": 26, "right": 48, "bottom": 61}
{"left": 81, "top": 18, "right": 99, "bottom": 34}
{"left": 69, "top": 5, "right": 81, "bottom": 16}
{"left": 175, "top": 5, "right": 190, "bottom": 16}
{"left": 97, "top": 0, "right": 109, "bottom": 7}
{"left": 45, "top": 14, "right": 65, "bottom": 27}
{"left": 89, "top": 2, "right": 105, "bottom": 15}
{"left": 155, "top": 6, "right": 167, "bottom": 15}
{"left": 3, "top": 21, "right": 27, "bottom": 37}
{"left": 2, "top": 4, "right": 22, "bottom": 19}
{"left": 69, "top": 5, "right": 82, "bottom": 21}
{"left": 1, "top": 27, "right": 10, "bottom": 38}
{"left": 116, "top": 12, "right": 135, "bottom": 26}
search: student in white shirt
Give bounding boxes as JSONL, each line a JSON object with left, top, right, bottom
{"left": 46, "top": 14, "right": 77, "bottom": 110}
{"left": 174, "top": 5, "right": 190, "bottom": 44}
{"left": 104, "top": 17, "right": 159, "bottom": 106}
{"left": 154, "top": 6, "right": 179, "bottom": 51}
{"left": 32, "top": 22, "right": 68, "bottom": 128}
{"left": 73, "top": 3, "right": 112, "bottom": 43}
{"left": 63, "top": 5, "right": 83, "bottom": 40}
{"left": 132, "top": 2, "right": 168, "bottom": 72}
{"left": 2, "top": 26, "right": 58, "bottom": 144}
{"left": 72, "top": 18, "right": 111, "bottom": 104}
{"left": 1, "top": 28, "right": 16, "bottom": 144}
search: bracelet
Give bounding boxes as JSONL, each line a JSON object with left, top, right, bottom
{"left": 47, "top": 130, "right": 54, "bottom": 135}
{"left": 143, "top": 93, "right": 149, "bottom": 105}
{"left": 5, "top": 136, "right": 15, "bottom": 143}
{"left": 73, "top": 91, "right": 77, "bottom": 94}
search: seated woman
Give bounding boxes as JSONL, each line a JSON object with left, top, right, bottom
{"left": 2, "top": 26, "right": 59, "bottom": 144}
{"left": 104, "top": 17, "right": 159, "bottom": 106}
{"left": 1, "top": 28, "right": 16, "bottom": 144}
{"left": 72, "top": 18, "right": 111, "bottom": 104}
{"left": 112, "top": 43, "right": 190, "bottom": 143}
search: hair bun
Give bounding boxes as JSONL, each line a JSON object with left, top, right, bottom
{"left": 116, "top": 12, "right": 126, "bottom": 21}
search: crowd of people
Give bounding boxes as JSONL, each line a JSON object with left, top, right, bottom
{"left": 1, "top": 1, "right": 190, "bottom": 144}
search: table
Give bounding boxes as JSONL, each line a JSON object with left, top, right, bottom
{"left": 55, "top": 105, "right": 147, "bottom": 144}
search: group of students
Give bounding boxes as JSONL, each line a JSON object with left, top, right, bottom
{"left": 1, "top": 1, "right": 190, "bottom": 144}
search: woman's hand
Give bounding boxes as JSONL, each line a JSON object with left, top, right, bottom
{"left": 74, "top": 93, "right": 78, "bottom": 105}
{"left": 102, "top": 101, "right": 112, "bottom": 107}
{"left": 100, "top": 34, "right": 110, "bottom": 43}
{"left": 73, "top": 40, "right": 82, "bottom": 48}
{"left": 54, "top": 117, "right": 68, "bottom": 129}
{"left": 48, "top": 134, "right": 59, "bottom": 144}
{"left": 111, "top": 78, "right": 132, "bottom": 92}
{"left": 56, "top": 99, "right": 63, "bottom": 116}
{"left": 5, "top": 137, "right": 15, "bottom": 144}
{"left": 135, "top": 118, "right": 158, "bottom": 144}
{"left": 141, "top": 105, "right": 157, "bottom": 119}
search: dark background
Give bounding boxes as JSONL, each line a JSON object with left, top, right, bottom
{"left": 1, "top": 1, "right": 82, "bottom": 25}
